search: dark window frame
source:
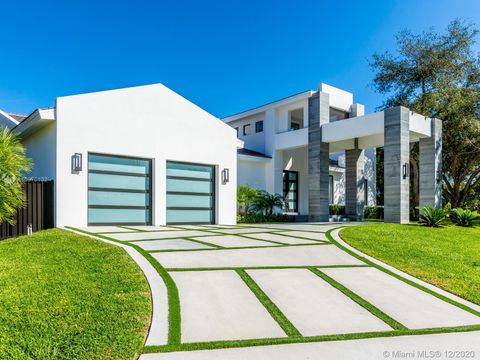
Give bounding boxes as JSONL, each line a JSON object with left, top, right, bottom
{"left": 243, "top": 124, "right": 251, "bottom": 136}
{"left": 283, "top": 170, "right": 299, "bottom": 213}
{"left": 329, "top": 175, "right": 334, "bottom": 204}
{"left": 255, "top": 120, "right": 263, "bottom": 133}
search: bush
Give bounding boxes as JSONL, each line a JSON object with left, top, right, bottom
{"left": 449, "top": 208, "right": 480, "bottom": 227}
{"left": 329, "top": 204, "right": 345, "bottom": 215}
{"left": 418, "top": 205, "right": 449, "bottom": 227}
{"left": 364, "top": 206, "right": 384, "bottom": 219}
{"left": 237, "top": 213, "right": 294, "bottom": 223}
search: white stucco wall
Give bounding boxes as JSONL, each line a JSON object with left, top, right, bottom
{"left": 22, "top": 122, "right": 56, "bottom": 180}
{"left": 229, "top": 113, "right": 266, "bottom": 153}
{"left": 237, "top": 158, "right": 268, "bottom": 190}
{"left": 54, "top": 84, "right": 237, "bottom": 227}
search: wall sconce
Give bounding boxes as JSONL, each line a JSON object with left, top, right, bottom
{"left": 402, "top": 163, "right": 409, "bottom": 179}
{"left": 221, "top": 168, "right": 229, "bottom": 184}
{"left": 72, "top": 153, "right": 82, "bottom": 172}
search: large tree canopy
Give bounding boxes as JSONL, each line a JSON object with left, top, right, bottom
{"left": 370, "top": 19, "right": 480, "bottom": 209}
{"left": 0, "top": 127, "right": 31, "bottom": 224}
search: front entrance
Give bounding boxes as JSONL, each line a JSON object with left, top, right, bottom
{"left": 283, "top": 170, "right": 299, "bottom": 213}
{"left": 166, "top": 161, "right": 215, "bottom": 224}
{"left": 88, "top": 153, "right": 152, "bottom": 225}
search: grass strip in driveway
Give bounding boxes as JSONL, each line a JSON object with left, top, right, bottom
{"left": 308, "top": 267, "right": 407, "bottom": 330}
{"left": 326, "top": 228, "right": 480, "bottom": 318}
{"left": 67, "top": 227, "right": 182, "bottom": 345}
{"left": 236, "top": 269, "right": 302, "bottom": 338}
{"left": 142, "top": 324, "right": 480, "bottom": 353}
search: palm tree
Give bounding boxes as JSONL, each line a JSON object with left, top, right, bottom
{"left": 237, "top": 184, "right": 259, "bottom": 215}
{"left": 253, "top": 190, "right": 284, "bottom": 216}
{"left": 0, "top": 126, "right": 31, "bottom": 224}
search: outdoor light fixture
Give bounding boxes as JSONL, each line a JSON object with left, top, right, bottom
{"left": 72, "top": 153, "right": 82, "bottom": 172}
{"left": 402, "top": 163, "right": 409, "bottom": 179}
{"left": 221, "top": 168, "right": 230, "bottom": 184}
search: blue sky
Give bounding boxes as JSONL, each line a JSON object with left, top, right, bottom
{"left": 1, "top": 0, "right": 479, "bottom": 118}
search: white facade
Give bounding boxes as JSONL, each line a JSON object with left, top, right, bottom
{"left": 13, "top": 84, "right": 238, "bottom": 227}
{"left": 225, "top": 83, "right": 377, "bottom": 216}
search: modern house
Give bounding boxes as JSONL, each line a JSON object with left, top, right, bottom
{"left": 2, "top": 82, "right": 442, "bottom": 226}
{"left": 225, "top": 83, "right": 442, "bottom": 224}
{"left": 6, "top": 84, "right": 238, "bottom": 227}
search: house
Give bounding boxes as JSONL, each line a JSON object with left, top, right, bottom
{"left": 5, "top": 82, "right": 442, "bottom": 226}
{"left": 9, "top": 84, "right": 238, "bottom": 227}
{"left": 224, "top": 83, "right": 442, "bottom": 223}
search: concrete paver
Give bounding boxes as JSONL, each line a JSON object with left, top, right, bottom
{"left": 278, "top": 231, "right": 328, "bottom": 241}
{"left": 248, "top": 269, "right": 392, "bottom": 335}
{"left": 244, "top": 232, "right": 320, "bottom": 245}
{"left": 131, "top": 239, "right": 213, "bottom": 251}
{"left": 191, "top": 235, "right": 280, "bottom": 248}
{"left": 170, "top": 270, "right": 286, "bottom": 342}
{"left": 207, "top": 227, "right": 282, "bottom": 234}
{"left": 153, "top": 245, "right": 364, "bottom": 269}
{"left": 107, "top": 230, "right": 214, "bottom": 241}
{"left": 322, "top": 267, "right": 480, "bottom": 329}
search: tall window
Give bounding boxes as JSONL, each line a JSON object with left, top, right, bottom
{"left": 255, "top": 120, "right": 263, "bottom": 133}
{"left": 235, "top": 127, "right": 239, "bottom": 137}
{"left": 243, "top": 124, "right": 251, "bottom": 136}
{"left": 283, "top": 170, "right": 298, "bottom": 213}
{"left": 329, "top": 175, "right": 334, "bottom": 204}
{"left": 364, "top": 179, "right": 368, "bottom": 205}
{"left": 288, "top": 108, "right": 304, "bottom": 131}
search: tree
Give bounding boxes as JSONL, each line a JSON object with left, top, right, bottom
{"left": 370, "top": 19, "right": 480, "bottom": 209}
{"left": 237, "top": 184, "right": 259, "bottom": 215}
{"left": 0, "top": 127, "right": 31, "bottom": 224}
{"left": 253, "top": 190, "right": 284, "bottom": 216}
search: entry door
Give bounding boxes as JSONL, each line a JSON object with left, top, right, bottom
{"left": 88, "top": 153, "right": 152, "bottom": 225}
{"left": 166, "top": 161, "right": 215, "bottom": 224}
{"left": 283, "top": 170, "right": 299, "bottom": 213}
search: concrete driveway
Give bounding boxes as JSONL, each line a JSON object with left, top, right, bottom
{"left": 70, "top": 223, "right": 480, "bottom": 359}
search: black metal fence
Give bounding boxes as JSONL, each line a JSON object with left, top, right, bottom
{"left": 0, "top": 180, "right": 54, "bottom": 240}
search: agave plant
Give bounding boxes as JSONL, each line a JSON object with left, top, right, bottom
{"left": 449, "top": 208, "right": 480, "bottom": 227}
{"left": 418, "top": 205, "right": 449, "bottom": 227}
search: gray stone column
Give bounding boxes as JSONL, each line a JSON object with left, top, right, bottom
{"left": 345, "top": 139, "right": 365, "bottom": 219}
{"left": 384, "top": 107, "right": 410, "bottom": 223}
{"left": 419, "top": 118, "right": 442, "bottom": 208}
{"left": 308, "top": 91, "right": 330, "bottom": 222}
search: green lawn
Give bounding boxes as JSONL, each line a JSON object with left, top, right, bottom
{"left": 340, "top": 223, "right": 480, "bottom": 305}
{"left": 0, "top": 229, "right": 151, "bottom": 360}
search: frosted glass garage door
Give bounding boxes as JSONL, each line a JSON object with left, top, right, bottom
{"left": 166, "top": 161, "right": 215, "bottom": 224}
{"left": 88, "top": 154, "right": 151, "bottom": 225}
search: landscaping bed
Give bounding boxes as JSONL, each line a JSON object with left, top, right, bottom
{"left": 340, "top": 223, "right": 480, "bottom": 305}
{"left": 0, "top": 229, "right": 151, "bottom": 360}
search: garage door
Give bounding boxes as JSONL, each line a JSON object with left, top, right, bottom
{"left": 88, "top": 153, "right": 152, "bottom": 225}
{"left": 166, "top": 161, "right": 215, "bottom": 224}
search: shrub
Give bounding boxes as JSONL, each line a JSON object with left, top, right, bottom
{"left": 237, "top": 213, "right": 294, "bottom": 223}
{"left": 364, "top": 206, "right": 384, "bottom": 219}
{"left": 252, "top": 190, "right": 284, "bottom": 215}
{"left": 329, "top": 204, "right": 345, "bottom": 215}
{"left": 449, "top": 208, "right": 480, "bottom": 227}
{"left": 237, "top": 184, "right": 259, "bottom": 215}
{"left": 418, "top": 205, "right": 449, "bottom": 227}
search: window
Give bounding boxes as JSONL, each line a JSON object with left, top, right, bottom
{"left": 255, "top": 120, "right": 263, "bottom": 133}
{"left": 329, "top": 175, "right": 334, "bottom": 204}
{"left": 243, "top": 124, "right": 251, "bottom": 136}
{"left": 235, "top": 127, "right": 239, "bottom": 137}
{"left": 283, "top": 170, "right": 298, "bottom": 213}
{"left": 364, "top": 179, "right": 368, "bottom": 205}
{"left": 288, "top": 108, "right": 304, "bottom": 131}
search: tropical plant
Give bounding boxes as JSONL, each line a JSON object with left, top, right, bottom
{"left": 449, "top": 208, "right": 480, "bottom": 227}
{"left": 418, "top": 205, "right": 449, "bottom": 227}
{"left": 237, "top": 184, "right": 259, "bottom": 215}
{"left": 252, "top": 190, "right": 284, "bottom": 216}
{"left": 370, "top": 19, "right": 480, "bottom": 210}
{"left": 0, "top": 126, "right": 32, "bottom": 224}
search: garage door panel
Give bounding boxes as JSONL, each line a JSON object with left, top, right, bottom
{"left": 88, "top": 153, "right": 152, "bottom": 225}
{"left": 88, "top": 208, "right": 150, "bottom": 224}
{"left": 88, "top": 191, "right": 149, "bottom": 207}
{"left": 167, "top": 161, "right": 215, "bottom": 225}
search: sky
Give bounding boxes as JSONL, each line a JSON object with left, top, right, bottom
{"left": 1, "top": 0, "right": 479, "bottom": 118}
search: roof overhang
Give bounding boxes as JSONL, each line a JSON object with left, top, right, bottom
{"left": 11, "top": 108, "right": 55, "bottom": 138}
{"left": 322, "top": 110, "right": 433, "bottom": 152}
